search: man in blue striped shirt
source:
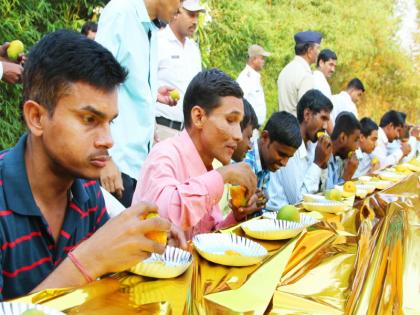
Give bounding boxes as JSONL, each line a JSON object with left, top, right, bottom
{"left": 244, "top": 111, "right": 302, "bottom": 216}
{"left": 0, "top": 30, "right": 185, "bottom": 300}
{"left": 267, "top": 90, "right": 333, "bottom": 210}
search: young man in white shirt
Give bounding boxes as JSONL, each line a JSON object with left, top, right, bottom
{"left": 155, "top": 0, "right": 205, "bottom": 141}
{"left": 267, "top": 89, "right": 333, "bottom": 209}
{"left": 353, "top": 117, "right": 380, "bottom": 178}
{"left": 372, "top": 110, "right": 411, "bottom": 169}
{"left": 329, "top": 78, "right": 365, "bottom": 132}
{"left": 277, "top": 31, "right": 322, "bottom": 116}
{"left": 237, "top": 44, "right": 271, "bottom": 126}
{"left": 313, "top": 48, "right": 337, "bottom": 99}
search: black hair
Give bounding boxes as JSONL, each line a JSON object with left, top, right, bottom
{"left": 379, "top": 110, "right": 405, "bottom": 128}
{"left": 347, "top": 78, "right": 365, "bottom": 92}
{"left": 398, "top": 111, "right": 407, "bottom": 124}
{"left": 183, "top": 69, "right": 243, "bottom": 128}
{"left": 241, "top": 99, "right": 259, "bottom": 131}
{"left": 80, "top": 21, "right": 98, "bottom": 35}
{"left": 23, "top": 29, "right": 127, "bottom": 115}
{"left": 263, "top": 111, "right": 302, "bottom": 149}
{"left": 316, "top": 48, "right": 337, "bottom": 67}
{"left": 331, "top": 112, "right": 362, "bottom": 140}
{"left": 360, "top": 117, "right": 378, "bottom": 137}
{"left": 295, "top": 42, "right": 316, "bottom": 56}
{"left": 296, "top": 89, "right": 333, "bottom": 123}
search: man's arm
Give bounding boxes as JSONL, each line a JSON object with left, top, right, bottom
{"left": 31, "top": 203, "right": 186, "bottom": 293}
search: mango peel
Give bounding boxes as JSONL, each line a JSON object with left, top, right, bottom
{"left": 230, "top": 185, "right": 248, "bottom": 208}
{"left": 7, "top": 40, "right": 24, "bottom": 61}
{"left": 143, "top": 212, "right": 167, "bottom": 245}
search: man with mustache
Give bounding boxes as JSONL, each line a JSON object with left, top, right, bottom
{"left": 133, "top": 69, "right": 259, "bottom": 239}
{"left": 313, "top": 49, "right": 337, "bottom": 100}
{"left": 155, "top": 0, "right": 205, "bottom": 141}
{"left": 267, "top": 90, "right": 333, "bottom": 209}
{"left": 0, "top": 30, "right": 186, "bottom": 301}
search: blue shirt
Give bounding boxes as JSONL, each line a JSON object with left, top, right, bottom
{"left": 326, "top": 154, "right": 345, "bottom": 190}
{"left": 0, "top": 135, "right": 109, "bottom": 300}
{"left": 244, "top": 139, "right": 270, "bottom": 216}
{"left": 267, "top": 141, "right": 326, "bottom": 210}
{"left": 96, "top": 0, "right": 158, "bottom": 179}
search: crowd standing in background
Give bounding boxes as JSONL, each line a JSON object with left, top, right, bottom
{"left": 0, "top": 0, "right": 419, "bottom": 300}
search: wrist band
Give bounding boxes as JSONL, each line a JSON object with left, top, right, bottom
{"left": 68, "top": 251, "right": 94, "bottom": 283}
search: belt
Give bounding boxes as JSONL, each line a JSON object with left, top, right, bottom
{"left": 156, "top": 116, "right": 183, "bottom": 131}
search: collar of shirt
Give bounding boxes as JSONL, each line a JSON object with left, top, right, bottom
{"left": 244, "top": 64, "right": 261, "bottom": 80}
{"left": 378, "top": 127, "right": 388, "bottom": 145}
{"left": 293, "top": 55, "right": 312, "bottom": 74}
{"left": 1, "top": 134, "right": 89, "bottom": 216}
{"left": 162, "top": 25, "right": 190, "bottom": 47}
{"left": 177, "top": 130, "right": 211, "bottom": 173}
{"left": 252, "top": 138, "right": 264, "bottom": 174}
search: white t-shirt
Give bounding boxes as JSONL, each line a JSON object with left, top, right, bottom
{"left": 237, "top": 64, "right": 267, "bottom": 125}
{"left": 155, "top": 26, "right": 202, "bottom": 123}
{"left": 330, "top": 91, "right": 358, "bottom": 125}
{"left": 313, "top": 70, "right": 332, "bottom": 99}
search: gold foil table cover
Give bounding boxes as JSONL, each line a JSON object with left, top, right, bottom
{"left": 12, "top": 172, "right": 420, "bottom": 314}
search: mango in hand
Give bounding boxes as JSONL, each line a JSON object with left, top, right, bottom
{"left": 169, "top": 89, "right": 180, "bottom": 102}
{"left": 143, "top": 213, "right": 167, "bottom": 245}
{"left": 230, "top": 185, "right": 248, "bottom": 208}
{"left": 277, "top": 205, "right": 300, "bottom": 222}
{"left": 316, "top": 131, "right": 326, "bottom": 139}
{"left": 7, "top": 40, "right": 24, "bottom": 61}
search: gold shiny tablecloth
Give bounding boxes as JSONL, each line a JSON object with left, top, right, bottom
{"left": 14, "top": 173, "right": 420, "bottom": 315}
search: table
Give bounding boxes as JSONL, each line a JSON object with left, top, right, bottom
{"left": 14, "top": 172, "right": 420, "bottom": 314}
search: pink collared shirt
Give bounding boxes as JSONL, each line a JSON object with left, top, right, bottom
{"left": 132, "top": 130, "right": 237, "bottom": 239}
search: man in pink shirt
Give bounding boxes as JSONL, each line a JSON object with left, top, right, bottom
{"left": 133, "top": 69, "right": 259, "bottom": 238}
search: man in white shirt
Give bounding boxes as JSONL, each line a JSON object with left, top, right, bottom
{"left": 372, "top": 110, "right": 411, "bottom": 169}
{"left": 0, "top": 42, "right": 23, "bottom": 84}
{"left": 330, "top": 78, "right": 365, "bottom": 131}
{"left": 237, "top": 44, "right": 271, "bottom": 126}
{"left": 155, "top": 0, "right": 205, "bottom": 141}
{"left": 313, "top": 48, "right": 337, "bottom": 99}
{"left": 267, "top": 90, "right": 333, "bottom": 209}
{"left": 277, "top": 31, "right": 322, "bottom": 116}
{"left": 353, "top": 117, "right": 380, "bottom": 178}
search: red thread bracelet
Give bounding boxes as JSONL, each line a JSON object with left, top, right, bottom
{"left": 68, "top": 251, "right": 94, "bottom": 283}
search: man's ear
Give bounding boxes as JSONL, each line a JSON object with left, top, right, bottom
{"left": 190, "top": 105, "right": 206, "bottom": 130}
{"left": 339, "top": 131, "right": 348, "bottom": 145}
{"left": 303, "top": 108, "right": 311, "bottom": 123}
{"left": 261, "top": 130, "right": 270, "bottom": 144}
{"left": 23, "top": 100, "right": 48, "bottom": 136}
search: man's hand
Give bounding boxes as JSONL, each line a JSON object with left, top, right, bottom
{"left": 217, "top": 162, "right": 257, "bottom": 200}
{"left": 0, "top": 42, "right": 26, "bottom": 64}
{"left": 1, "top": 61, "right": 23, "bottom": 84}
{"left": 73, "top": 203, "right": 187, "bottom": 278}
{"left": 314, "top": 135, "right": 332, "bottom": 169}
{"left": 343, "top": 153, "right": 359, "bottom": 181}
{"left": 157, "top": 86, "right": 178, "bottom": 106}
{"left": 401, "top": 142, "right": 411, "bottom": 157}
{"left": 100, "top": 158, "right": 124, "bottom": 199}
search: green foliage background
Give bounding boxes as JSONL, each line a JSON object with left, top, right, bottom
{"left": 0, "top": 0, "right": 419, "bottom": 149}
{"left": 0, "top": 0, "right": 105, "bottom": 149}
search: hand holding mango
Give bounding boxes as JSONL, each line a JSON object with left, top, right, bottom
{"left": 169, "top": 89, "right": 180, "bottom": 102}
{"left": 230, "top": 185, "right": 248, "bottom": 208}
{"left": 141, "top": 212, "right": 168, "bottom": 245}
{"left": 7, "top": 40, "right": 24, "bottom": 61}
{"left": 316, "top": 131, "right": 327, "bottom": 139}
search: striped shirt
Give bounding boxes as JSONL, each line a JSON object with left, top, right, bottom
{"left": 0, "top": 135, "right": 109, "bottom": 300}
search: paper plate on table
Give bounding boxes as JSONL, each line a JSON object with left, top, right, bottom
{"left": 355, "top": 183, "right": 376, "bottom": 194}
{"left": 400, "top": 163, "right": 420, "bottom": 172}
{"left": 192, "top": 233, "right": 267, "bottom": 267}
{"left": 302, "top": 193, "right": 327, "bottom": 202}
{"left": 358, "top": 175, "right": 373, "bottom": 183}
{"left": 241, "top": 219, "right": 305, "bottom": 240}
{"left": 378, "top": 171, "right": 407, "bottom": 182}
{"left": 302, "top": 200, "right": 348, "bottom": 213}
{"left": 0, "top": 302, "right": 65, "bottom": 315}
{"left": 130, "top": 246, "right": 192, "bottom": 278}
{"left": 369, "top": 180, "right": 393, "bottom": 190}
{"left": 263, "top": 212, "right": 319, "bottom": 226}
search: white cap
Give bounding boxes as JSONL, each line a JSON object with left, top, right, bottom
{"left": 182, "top": 0, "right": 206, "bottom": 12}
